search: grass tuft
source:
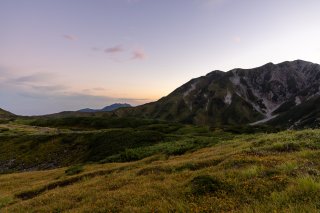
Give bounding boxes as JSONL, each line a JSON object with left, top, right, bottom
{"left": 65, "top": 165, "right": 84, "bottom": 176}
{"left": 189, "top": 175, "right": 224, "bottom": 195}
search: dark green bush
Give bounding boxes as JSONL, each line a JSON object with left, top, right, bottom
{"left": 65, "top": 165, "right": 84, "bottom": 176}
{"left": 86, "top": 130, "right": 164, "bottom": 161}
{"left": 0, "top": 127, "right": 9, "bottom": 132}
{"left": 30, "top": 116, "right": 162, "bottom": 130}
{"left": 190, "top": 175, "right": 223, "bottom": 195}
{"left": 270, "top": 142, "right": 301, "bottom": 152}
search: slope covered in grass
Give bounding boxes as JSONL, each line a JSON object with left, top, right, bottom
{"left": 1, "top": 129, "right": 320, "bottom": 212}
{"left": 0, "top": 108, "right": 15, "bottom": 125}
{"left": 0, "top": 117, "right": 235, "bottom": 173}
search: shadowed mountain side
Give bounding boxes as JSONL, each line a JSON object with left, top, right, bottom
{"left": 115, "top": 60, "right": 320, "bottom": 128}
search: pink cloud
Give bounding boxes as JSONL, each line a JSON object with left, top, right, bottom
{"left": 62, "top": 34, "right": 77, "bottom": 41}
{"left": 232, "top": 36, "right": 241, "bottom": 43}
{"left": 131, "top": 49, "right": 147, "bottom": 60}
{"left": 105, "top": 45, "right": 124, "bottom": 54}
{"left": 91, "top": 47, "right": 101, "bottom": 51}
{"left": 92, "top": 87, "right": 106, "bottom": 91}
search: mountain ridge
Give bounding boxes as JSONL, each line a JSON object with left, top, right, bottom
{"left": 115, "top": 59, "right": 320, "bottom": 128}
{"left": 1, "top": 60, "right": 320, "bottom": 129}
{"left": 78, "top": 103, "right": 131, "bottom": 113}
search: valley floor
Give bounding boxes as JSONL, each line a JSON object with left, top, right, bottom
{"left": 1, "top": 129, "right": 320, "bottom": 212}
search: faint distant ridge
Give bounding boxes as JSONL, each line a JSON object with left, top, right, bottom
{"left": 78, "top": 103, "right": 132, "bottom": 113}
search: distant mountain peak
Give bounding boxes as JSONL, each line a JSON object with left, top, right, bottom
{"left": 78, "top": 103, "right": 131, "bottom": 113}
{"left": 101, "top": 103, "right": 131, "bottom": 111}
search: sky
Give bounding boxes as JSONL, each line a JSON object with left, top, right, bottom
{"left": 1, "top": 0, "right": 320, "bottom": 115}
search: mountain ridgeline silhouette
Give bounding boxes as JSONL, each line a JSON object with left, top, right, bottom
{"left": 1, "top": 60, "right": 320, "bottom": 129}
{"left": 78, "top": 103, "right": 132, "bottom": 113}
{"left": 116, "top": 60, "right": 320, "bottom": 129}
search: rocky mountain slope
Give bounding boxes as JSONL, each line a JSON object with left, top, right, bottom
{"left": 116, "top": 60, "right": 320, "bottom": 128}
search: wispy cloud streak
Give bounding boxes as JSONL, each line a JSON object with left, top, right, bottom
{"left": 105, "top": 45, "right": 124, "bottom": 54}
{"left": 131, "top": 49, "right": 147, "bottom": 60}
{"left": 62, "top": 34, "right": 77, "bottom": 41}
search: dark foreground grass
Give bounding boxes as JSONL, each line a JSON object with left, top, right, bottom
{"left": 0, "top": 117, "right": 234, "bottom": 173}
{"left": 1, "top": 129, "right": 320, "bottom": 212}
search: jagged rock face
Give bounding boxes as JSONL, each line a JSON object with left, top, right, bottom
{"left": 117, "top": 60, "right": 320, "bottom": 127}
{"left": 228, "top": 60, "right": 320, "bottom": 117}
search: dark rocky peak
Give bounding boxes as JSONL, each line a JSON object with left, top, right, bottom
{"left": 228, "top": 60, "right": 320, "bottom": 118}
{"left": 117, "top": 60, "right": 320, "bottom": 127}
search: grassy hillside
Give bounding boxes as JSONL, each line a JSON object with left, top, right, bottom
{"left": 0, "top": 117, "right": 236, "bottom": 173}
{"left": 0, "top": 108, "right": 15, "bottom": 124}
{"left": 1, "top": 129, "right": 320, "bottom": 212}
{"left": 0, "top": 108, "right": 14, "bottom": 117}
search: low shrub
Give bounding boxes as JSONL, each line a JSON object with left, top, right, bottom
{"left": 137, "top": 166, "right": 173, "bottom": 176}
{"left": 270, "top": 142, "right": 301, "bottom": 152}
{"left": 65, "top": 165, "right": 84, "bottom": 176}
{"left": 190, "top": 175, "right": 223, "bottom": 195}
{"left": 0, "top": 196, "right": 13, "bottom": 208}
{"left": 0, "top": 127, "right": 9, "bottom": 133}
{"left": 271, "top": 176, "right": 320, "bottom": 206}
{"left": 276, "top": 161, "right": 298, "bottom": 175}
{"left": 240, "top": 165, "right": 261, "bottom": 178}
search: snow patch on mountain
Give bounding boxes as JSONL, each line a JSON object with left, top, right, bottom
{"left": 224, "top": 90, "right": 232, "bottom": 105}
{"left": 295, "top": 97, "right": 301, "bottom": 105}
{"left": 183, "top": 82, "right": 198, "bottom": 111}
{"left": 183, "top": 82, "right": 197, "bottom": 98}
{"left": 250, "top": 114, "right": 278, "bottom": 125}
{"left": 229, "top": 71, "right": 240, "bottom": 85}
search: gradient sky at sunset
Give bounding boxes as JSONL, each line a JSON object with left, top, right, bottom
{"left": 1, "top": 0, "right": 320, "bottom": 115}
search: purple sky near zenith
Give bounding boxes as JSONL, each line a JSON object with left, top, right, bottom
{"left": 0, "top": 0, "right": 320, "bottom": 115}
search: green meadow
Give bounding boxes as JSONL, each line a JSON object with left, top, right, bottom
{"left": 1, "top": 116, "right": 320, "bottom": 212}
